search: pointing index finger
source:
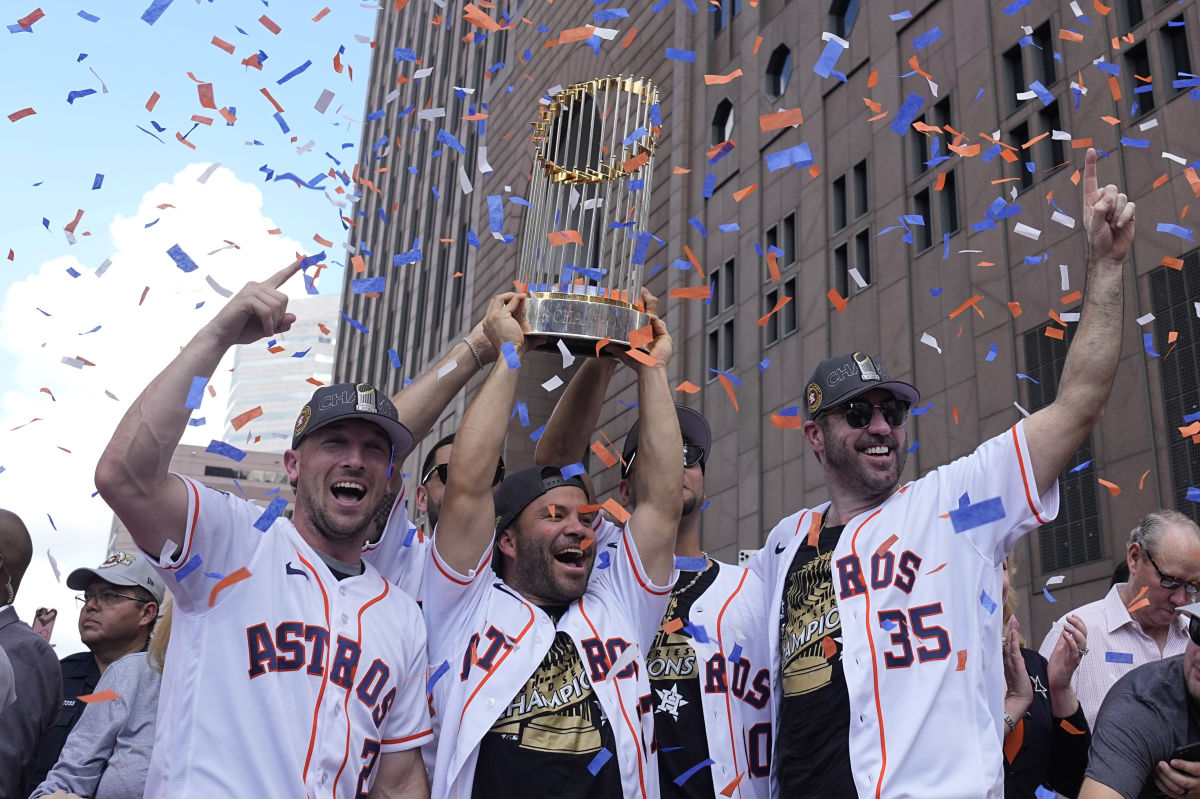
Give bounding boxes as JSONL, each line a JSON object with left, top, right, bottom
{"left": 1083, "top": 147, "right": 1099, "bottom": 198}
{"left": 266, "top": 258, "right": 303, "bottom": 289}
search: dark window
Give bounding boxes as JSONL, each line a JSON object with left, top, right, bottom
{"left": 708, "top": 268, "right": 721, "bottom": 321}
{"left": 1011, "top": 120, "right": 1033, "bottom": 190}
{"left": 1150, "top": 252, "right": 1200, "bottom": 525}
{"left": 938, "top": 169, "right": 960, "bottom": 235}
{"left": 1004, "top": 44, "right": 1027, "bottom": 113}
{"left": 911, "top": 113, "right": 930, "bottom": 175}
{"left": 1162, "top": 18, "right": 1193, "bottom": 96}
{"left": 782, "top": 277, "right": 798, "bottom": 335}
{"left": 830, "top": 0, "right": 860, "bottom": 39}
{"left": 712, "top": 98, "right": 734, "bottom": 145}
{"left": 722, "top": 257, "right": 736, "bottom": 310}
{"left": 764, "top": 287, "right": 781, "bottom": 345}
{"left": 1025, "top": 323, "right": 1105, "bottom": 570}
{"left": 765, "top": 45, "right": 793, "bottom": 99}
{"left": 854, "top": 229, "right": 872, "bottom": 289}
{"left": 1126, "top": 41, "right": 1156, "bottom": 114}
{"left": 722, "top": 319, "right": 735, "bottom": 370}
{"left": 428, "top": 248, "right": 449, "bottom": 361}
{"left": 1121, "top": 0, "right": 1144, "bottom": 29}
{"left": 832, "top": 175, "right": 848, "bottom": 231}
{"left": 782, "top": 212, "right": 796, "bottom": 266}
{"left": 707, "top": 328, "right": 720, "bottom": 375}
{"left": 853, "top": 159, "right": 869, "bottom": 217}
{"left": 834, "top": 243, "right": 849, "bottom": 297}
{"left": 1039, "top": 101, "right": 1066, "bottom": 172}
{"left": 1033, "top": 21, "right": 1057, "bottom": 87}
{"left": 913, "top": 188, "right": 933, "bottom": 251}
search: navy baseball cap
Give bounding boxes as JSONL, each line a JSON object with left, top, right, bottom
{"left": 292, "top": 382, "right": 414, "bottom": 456}
{"left": 493, "top": 465, "right": 589, "bottom": 533}
{"left": 804, "top": 352, "right": 920, "bottom": 420}
{"left": 621, "top": 405, "right": 712, "bottom": 478}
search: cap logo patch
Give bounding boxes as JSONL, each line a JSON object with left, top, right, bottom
{"left": 99, "top": 552, "right": 136, "bottom": 569}
{"left": 854, "top": 352, "right": 882, "bottom": 382}
{"left": 294, "top": 405, "right": 311, "bottom": 437}
{"left": 806, "top": 383, "right": 822, "bottom": 415}
{"left": 355, "top": 383, "right": 377, "bottom": 413}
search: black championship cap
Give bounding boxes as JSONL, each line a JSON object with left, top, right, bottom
{"left": 621, "top": 405, "right": 712, "bottom": 478}
{"left": 493, "top": 465, "right": 589, "bottom": 533}
{"left": 804, "top": 351, "right": 920, "bottom": 420}
{"left": 292, "top": 382, "right": 414, "bottom": 455}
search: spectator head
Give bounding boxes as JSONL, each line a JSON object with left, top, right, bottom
{"left": 1126, "top": 510, "right": 1200, "bottom": 634}
{"left": 417, "top": 433, "right": 505, "bottom": 531}
{"left": 0, "top": 509, "right": 33, "bottom": 603}
{"left": 620, "top": 405, "right": 711, "bottom": 520}
{"left": 67, "top": 552, "right": 163, "bottom": 667}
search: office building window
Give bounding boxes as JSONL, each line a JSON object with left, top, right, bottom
{"left": 1004, "top": 44, "right": 1026, "bottom": 114}
{"left": 1120, "top": 0, "right": 1144, "bottom": 30}
{"left": 938, "top": 169, "right": 960, "bottom": 236}
{"left": 1126, "top": 41, "right": 1156, "bottom": 115}
{"left": 831, "top": 175, "right": 848, "bottom": 231}
{"left": 765, "top": 45, "right": 793, "bottom": 100}
{"left": 830, "top": 0, "right": 860, "bottom": 39}
{"left": 1162, "top": 18, "right": 1193, "bottom": 97}
{"left": 1032, "top": 21, "right": 1057, "bottom": 86}
{"left": 712, "top": 98, "right": 734, "bottom": 145}
{"left": 853, "top": 159, "right": 869, "bottom": 218}
{"left": 707, "top": 258, "right": 737, "bottom": 378}
{"left": 1010, "top": 120, "right": 1033, "bottom": 191}
{"left": 854, "top": 229, "right": 872, "bottom": 287}
{"left": 763, "top": 275, "right": 798, "bottom": 347}
{"left": 1039, "top": 101, "right": 1066, "bottom": 171}
{"left": 1150, "top": 253, "right": 1200, "bottom": 525}
{"left": 1025, "top": 323, "right": 1104, "bottom": 570}
{"left": 834, "top": 242, "right": 849, "bottom": 298}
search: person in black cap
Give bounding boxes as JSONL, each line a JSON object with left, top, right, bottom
{"left": 534, "top": 356, "right": 774, "bottom": 799}
{"left": 94, "top": 262, "right": 432, "bottom": 797}
{"left": 32, "top": 550, "right": 164, "bottom": 784}
{"left": 421, "top": 292, "right": 683, "bottom": 798}
{"left": 749, "top": 147, "right": 1134, "bottom": 798}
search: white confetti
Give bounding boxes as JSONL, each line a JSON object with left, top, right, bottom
{"left": 1046, "top": 575, "right": 1065, "bottom": 586}
{"left": 458, "top": 165, "right": 473, "bottom": 195}
{"left": 557, "top": 339, "right": 576, "bottom": 368}
{"left": 1070, "top": 0, "right": 1084, "bottom": 17}
{"left": 197, "top": 163, "right": 221, "bottom": 184}
{"left": 821, "top": 31, "right": 851, "bottom": 47}
{"left": 1013, "top": 222, "right": 1042, "bottom": 240}
{"left": 437, "top": 360, "right": 457, "bottom": 380}
{"left": 848, "top": 268, "right": 868, "bottom": 289}
{"left": 1013, "top": 401, "right": 1031, "bottom": 418}
{"left": 1136, "top": 312, "right": 1156, "bottom": 326}
{"left": 542, "top": 375, "right": 564, "bottom": 392}
{"left": 313, "top": 89, "right": 334, "bottom": 114}
{"left": 1052, "top": 130, "right": 1072, "bottom": 140}
{"left": 1163, "top": 151, "right": 1187, "bottom": 165}
{"left": 416, "top": 107, "right": 446, "bottom": 120}
{"left": 205, "top": 275, "right": 233, "bottom": 298}
{"left": 599, "top": 642, "right": 641, "bottom": 681}
{"left": 1138, "top": 118, "right": 1158, "bottom": 131}
{"left": 104, "top": 390, "right": 119, "bottom": 401}
{"left": 920, "top": 332, "right": 941, "bottom": 353}
{"left": 61, "top": 356, "right": 84, "bottom": 369}
{"left": 1060, "top": 312, "right": 1080, "bottom": 322}
{"left": 478, "top": 146, "right": 493, "bottom": 174}
{"left": 1059, "top": 264, "right": 1070, "bottom": 291}
{"left": 1051, "top": 210, "right": 1075, "bottom": 228}
{"left": 47, "top": 549, "right": 60, "bottom": 582}
{"left": 95, "top": 258, "right": 111, "bottom": 277}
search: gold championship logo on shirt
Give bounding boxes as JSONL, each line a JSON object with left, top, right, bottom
{"left": 780, "top": 550, "right": 842, "bottom": 697}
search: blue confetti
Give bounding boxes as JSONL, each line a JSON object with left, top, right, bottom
{"left": 66, "top": 88, "right": 97, "bottom": 104}
{"left": 764, "top": 142, "right": 813, "bottom": 172}
{"left": 276, "top": 60, "right": 312, "bottom": 85}
{"left": 487, "top": 195, "right": 504, "bottom": 233}
{"left": 890, "top": 10, "right": 913, "bottom": 20}
{"left": 683, "top": 622, "right": 710, "bottom": 643}
{"left": 675, "top": 556, "right": 707, "bottom": 571}
{"left": 529, "top": 424, "right": 546, "bottom": 441}
{"left": 702, "top": 173, "right": 716, "bottom": 198}
{"left": 728, "top": 643, "right": 743, "bottom": 663}
{"left": 352, "top": 276, "right": 385, "bottom": 294}
{"left": 174, "top": 554, "right": 203, "bottom": 581}
{"left": 631, "top": 232, "right": 653, "bottom": 265}
{"left": 688, "top": 217, "right": 708, "bottom": 237}
{"left": 910, "top": 402, "right": 933, "bottom": 416}
{"left": 140, "top": 0, "right": 174, "bottom": 25}
{"left": 814, "top": 39, "right": 845, "bottom": 79}
{"left": 1016, "top": 373, "right": 1039, "bottom": 383}
{"left": 665, "top": 48, "right": 696, "bottom": 62}
{"left": 1104, "top": 651, "right": 1134, "bottom": 664}
{"left": 912, "top": 27, "right": 943, "bottom": 50}
{"left": 205, "top": 440, "right": 247, "bottom": 461}
{"left": 515, "top": 400, "right": 530, "bottom": 427}
{"left": 1043, "top": 587, "right": 1057, "bottom": 603}
{"left": 340, "top": 311, "right": 369, "bottom": 335}
{"left": 622, "top": 126, "right": 648, "bottom": 147}
{"left": 166, "top": 245, "right": 197, "bottom": 272}
{"left": 393, "top": 246, "right": 423, "bottom": 266}
{"left": 986, "top": 344, "right": 998, "bottom": 362}
{"left": 950, "top": 496, "right": 1006, "bottom": 533}
{"left": 253, "top": 496, "right": 288, "bottom": 532}
{"left": 1144, "top": 333, "right": 1160, "bottom": 358}
{"left": 91, "top": 173, "right": 104, "bottom": 190}
{"left": 674, "top": 758, "right": 715, "bottom": 786}
{"left": 1120, "top": 136, "right": 1150, "bottom": 148}
{"left": 187, "top": 418, "right": 205, "bottom": 427}
{"left": 1156, "top": 223, "right": 1194, "bottom": 242}
{"left": 1069, "top": 460, "right": 1093, "bottom": 473}
{"left": 890, "top": 93, "right": 926, "bottom": 135}
{"left": 185, "top": 376, "right": 208, "bottom": 409}
{"left": 1186, "top": 486, "right": 1200, "bottom": 503}
{"left": 1029, "top": 80, "right": 1055, "bottom": 106}
{"left": 1094, "top": 61, "right": 1120, "bottom": 76}
{"left": 587, "top": 748, "right": 613, "bottom": 775}
{"left": 759, "top": 358, "right": 770, "bottom": 372}
{"left": 77, "top": 10, "right": 100, "bottom": 21}
{"left": 501, "top": 341, "right": 521, "bottom": 369}
{"left": 979, "top": 589, "right": 998, "bottom": 614}
{"left": 387, "top": 349, "right": 401, "bottom": 369}
{"left": 1003, "top": 0, "right": 1030, "bottom": 12}
{"left": 436, "top": 128, "right": 467, "bottom": 154}
{"left": 427, "top": 660, "right": 450, "bottom": 693}
{"left": 560, "top": 462, "right": 586, "bottom": 480}
{"left": 272, "top": 112, "right": 290, "bottom": 133}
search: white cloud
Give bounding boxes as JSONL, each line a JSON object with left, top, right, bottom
{"left": 0, "top": 164, "right": 316, "bottom": 654}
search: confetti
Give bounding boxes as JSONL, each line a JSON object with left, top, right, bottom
{"left": 949, "top": 496, "right": 1006, "bottom": 533}
{"left": 1104, "top": 651, "right": 1133, "bottom": 664}
{"left": 208, "top": 566, "right": 251, "bottom": 607}
{"left": 253, "top": 496, "right": 288, "bottom": 531}
{"left": 166, "top": 244, "right": 199, "bottom": 273}
{"left": 174, "top": 554, "right": 203, "bottom": 581}
{"left": 140, "top": 0, "right": 173, "bottom": 25}
{"left": 587, "top": 748, "right": 613, "bottom": 775}
{"left": 205, "top": 440, "right": 246, "bottom": 461}
{"left": 185, "top": 376, "right": 209, "bottom": 409}
{"left": 78, "top": 689, "right": 120, "bottom": 703}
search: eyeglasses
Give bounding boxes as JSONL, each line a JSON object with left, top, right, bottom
{"left": 1188, "top": 614, "right": 1200, "bottom": 647}
{"left": 624, "top": 443, "right": 706, "bottom": 475}
{"left": 828, "top": 398, "right": 911, "bottom": 429}
{"left": 76, "top": 590, "right": 150, "bottom": 609}
{"left": 421, "top": 461, "right": 505, "bottom": 488}
{"left": 1143, "top": 547, "right": 1200, "bottom": 595}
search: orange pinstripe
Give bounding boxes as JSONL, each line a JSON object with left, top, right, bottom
{"left": 332, "top": 580, "right": 393, "bottom": 796}
{"left": 1010, "top": 426, "right": 1047, "bottom": 524}
{"left": 621, "top": 525, "right": 672, "bottom": 596}
{"left": 714, "top": 569, "right": 749, "bottom": 796}
{"left": 847, "top": 508, "right": 887, "bottom": 799}
{"left": 298, "top": 553, "right": 333, "bottom": 785}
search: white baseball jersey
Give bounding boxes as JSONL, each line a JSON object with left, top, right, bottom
{"left": 650, "top": 561, "right": 773, "bottom": 799}
{"left": 363, "top": 484, "right": 429, "bottom": 602}
{"left": 423, "top": 517, "right": 673, "bottom": 799}
{"left": 748, "top": 421, "right": 1058, "bottom": 798}
{"left": 142, "top": 475, "right": 433, "bottom": 798}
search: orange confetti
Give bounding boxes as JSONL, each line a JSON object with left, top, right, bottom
{"left": 624, "top": 347, "right": 658, "bottom": 368}
{"left": 663, "top": 617, "right": 685, "bottom": 634}
{"left": 260, "top": 87, "right": 285, "bottom": 113}
{"left": 560, "top": 25, "right": 595, "bottom": 42}
{"left": 258, "top": 14, "right": 281, "bottom": 34}
{"left": 462, "top": 3, "right": 501, "bottom": 30}
{"left": 752, "top": 35, "right": 762, "bottom": 55}
{"left": 1107, "top": 76, "right": 1121, "bottom": 101}
{"left": 716, "top": 373, "right": 739, "bottom": 411}
{"left": 669, "top": 285, "right": 712, "bottom": 299}
{"left": 211, "top": 36, "right": 234, "bottom": 54}
{"left": 230, "top": 406, "right": 264, "bottom": 431}
{"left": 78, "top": 689, "right": 120, "bottom": 703}
{"left": 948, "top": 294, "right": 984, "bottom": 320}
{"left": 620, "top": 27, "right": 638, "bottom": 48}
{"left": 1180, "top": 422, "right": 1200, "bottom": 438}
{"left": 306, "top": 377, "right": 324, "bottom": 386}
{"left": 952, "top": 407, "right": 960, "bottom": 425}
{"left": 594, "top": 336, "right": 611, "bottom": 357}
{"left": 867, "top": 70, "right": 879, "bottom": 88}
{"left": 1139, "top": 469, "right": 1151, "bottom": 490}
{"left": 934, "top": 172, "right": 947, "bottom": 191}
{"left": 209, "top": 567, "right": 252, "bottom": 607}
{"left": 1071, "top": 137, "right": 1093, "bottom": 149}
{"left": 313, "top": 233, "right": 333, "bottom": 247}
{"left": 1185, "top": 168, "right": 1200, "bottom": 197}
{"left": 590, "top": 441, "right": 618, "bottom": 469}
{"left": 827, "top": 288, "right": 848, "bottom": 313}
{"left": 351, "top": 255, "right": 365, "bottom": 273}
{"left": 683, "top": 244, "right": 705, "bottom": 278}
{"left": 1045, "top": 327, "right": 1064, "bottom": 340}
{"left": 601, "top": 498, "right": 631, "bottom": 524}
{"left": 704, "top": 69, "right": 744, "bottom": 85}
{"left": 956, "top": 650, "right": 968, "bottom": 671}
{"left": 547, "top": 230, "right": 583, "bottom": 246}
{"left": 1097, "top": 478, "right": 1121, "bottom": 497}
{"left": 771, "top": 414, "right": 804, "bottom": 429}
{"left": 820, "top": 636, "right": 838, "bottom": 660}
{"left": 719, "top": 774, "right": 745, "bottom": 797}
{"left": 863, "top": 97, "right": 882, "bottom": 113}
{"left": 766, "top": 251, "right": 780, "bottom": 282}
{"left": 1094, "top": 0, "right": 1110, "bottom": 13}
{"left": 732, "top": 183, "right": 758, "bottom": 202}
{"left": 1059, "top": 29, "right": 1084, "bottom": 42}
{"left": 806, "top": 513, "right": 823, "bottom": 548}
{"left": 875, "top": 535, "right": 899, "bottom": 557}
{"left": 1153, "top": 174, "right": 1169, "bottom": 189}
{"left": 1127, "top": 598, "right": 1150, "bottom": 613}
{"left": 1060, "top": 719, "right": 1086, "bottom": 735}
{"left": 628, "top": 323, "right": 654, "bottom": 351}
{"left": 1061, "top": 290, "right": 1082, "bottom": 305}
{"left": 622, "top": 151, "right": 649, "bottom": 173}
{"left": 759, "top": 107, "right": 804, "bottom": 131}
{"left": 757, "top": 295, "right": 793, "bottom": 326}
{"left": 312, "top": 6, "right": 331, "bottom": 22}
{"left": 675, "top": 381, "right": 701, "bottom": 394}
{"left": 672, "top": 166, "right": 691, "bottom": 174}
{"left": 1163, "top": 256, "right": 1184, "bottom": 270}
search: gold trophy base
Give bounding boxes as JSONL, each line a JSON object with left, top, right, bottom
{"left": 523, "top": 293, "right": 648, "bottom": 355}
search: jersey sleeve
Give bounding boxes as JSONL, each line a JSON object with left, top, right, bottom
{"left": 141, "top": 474, "right": 270, "bottom": 614}
{"left": 1083, "top": 678, "right": 1163, "bottom": 798}
{"left": 378, "top": 601, "right": 435, "bottom": 754}
{"left": 361, "top": 487, "right": 427, "bottom": 600}
{"left": 591, "top": 518, "right": 676, "bottom": 651}
{"left": 421, "top": 529, "right": 497, "bottom": 664}
{"left": 937, "top": 420, "right": 1060, "bottom": 565}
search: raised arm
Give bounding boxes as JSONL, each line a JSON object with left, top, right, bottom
{"left": 533, "top": 359, "right": 616, "bottom": 467}
{"left": 1023, "top": 147, "right": 1134, "bottom": 496}
{"left": 390, "top": 313, "right": 496, "bottom": 444}
{"left": 622, "top": 313, "right": 682, "bottom": 584}
{"left": 435, "top": 293, "right": 529, "bottom": 574}
{"left": 94, "top": 262, "right": 301, "bottom": 559}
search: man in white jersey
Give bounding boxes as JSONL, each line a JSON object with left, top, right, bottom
{"left": 423, "top": 292, "right": 682, "bottom": 799}
{"left": 749, "top": 147, "right": 1134, "bottom": 798}
{"left": 535, "top": 356, "right": 773, "bottom": 799}
{"left": 95, "top": 262, "right": 432, "bottom": 798}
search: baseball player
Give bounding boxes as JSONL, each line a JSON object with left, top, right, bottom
{"left": 422, "top": 293, "right": 682, "bottom": 798}
{"left": 747, "top": 147, "right": 1133, "bottom": 798}
{"left": 95, "top": 262, "right": 432, "bottom": 797}
{"left": 536, "top": 357, "right": 772, "bottom": 799}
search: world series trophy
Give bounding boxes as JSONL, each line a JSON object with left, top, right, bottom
{"left": 517, "top": 75, "right": 661, "bottom": 354}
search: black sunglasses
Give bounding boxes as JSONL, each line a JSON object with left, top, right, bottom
{"left": 1144, "top": 546, "right": 1200, "bottom": 596}
{"left": 624, "top": 443, "right": 705, "bottom": 476}
{"left": 828, "top": 398, "right": 911, "bottom": 429}
{"left": 421, "top": 461, "right": 505, "bottom": 488}
{"left": 1188, "top": 614, "right": 1200, "bottom": 648}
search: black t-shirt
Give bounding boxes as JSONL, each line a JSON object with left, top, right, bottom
{"left": 32, "top": 651, "right": 100, "bottom": 784}
{"left": 775, "top": 522, "right": 855, "bottom": 796}
{"left": 473, "top": 607, "right": 620, "bottom": 799}
{"left": 1086, "top": 654, "right": 1200, "bottom": 799}
{"left": 650, "top": 561, "right": 720, "bottom": 799}
{"left": 1004, "top": 647, "right": 1090, "bottom": 799}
